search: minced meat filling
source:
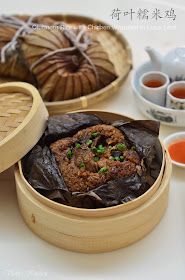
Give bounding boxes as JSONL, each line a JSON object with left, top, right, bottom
{"left": 50, "top": 124, "right": 143, "bottom": 192}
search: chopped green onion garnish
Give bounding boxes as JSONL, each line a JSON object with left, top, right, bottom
{"left": 131, "top": 146, "right": 136, "bottom": 151}
{"left": 75, "top": 143, "right": 81, "bottom": 149}
{"left": 98, "top": 167, "right": 108, "bottom": 173}
{"left": 114, "top": 156, "right": 120, "bottom": 161}
{"left": 91, "top": 145, "right": 105, "bottom": 154}
{"left": 120, "top": 155, "right": 124, "bottom": 161}
{"left": 93, "top": 156, "right": 99, "bottom": 162}
{"left": 91, "top": 132, "right": 100, "bottom": 138}
{"left": 97, "top": 150, "right": 104, "bottom": 154}
{"left": 98, "top": 144, "right": 103, "bottom": 148}
{"left": 67, "top": 149, "right": 73, "bottom": 159}
{"left": 97, "top": 150, "right": 105, "bottom": 154}
{"left": 86, "top": 139, "right": 93, "bottom": 146}
{"left": 91, "top": 146, "right": 97, "bottom": 153}
{"left": 97, "top": 145, "right": 105, "bottom": 154}
{"left": 79, "top": 162, "right": 85, "bottom": 168}
{"left": 116, "top": 143, "right": 127, "bottom": 151}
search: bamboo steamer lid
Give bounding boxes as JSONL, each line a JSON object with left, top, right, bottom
{"left": 0, "top": 82, "right": 48, "bottom": 173}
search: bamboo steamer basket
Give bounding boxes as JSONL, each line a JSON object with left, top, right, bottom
{"left": 44, "top": 15, "right": 132, "bottom": 115}
{"left": 0, "top": 82, "right": 48, "bottom": 173}
{"left": 0, "top": 14, "right": 132, "bottom": 115}
{"left": 14, "top": 110, "right": 171, "bottom": 253}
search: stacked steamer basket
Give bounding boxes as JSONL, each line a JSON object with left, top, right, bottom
{"left": 15, "top": 152, "right": 171, "bottom": 253}
{"left": 0, "top": 14, "right": 132, "bottom": 115}
{"left": 44, "top": 15, "right": 132, "bottom": 115}
{"left": 0, "top": 82, "right": 171, "bottom": 253}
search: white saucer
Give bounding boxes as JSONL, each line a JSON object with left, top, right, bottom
{"left": 132, "top": 61, "right": 185, "bottom": 127}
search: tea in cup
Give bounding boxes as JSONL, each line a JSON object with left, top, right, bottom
{"left": 140, "top": 71, "right": 169, "bottom": 106}
{"left": 166, "top": 81, "right": 185, "bottom": 110}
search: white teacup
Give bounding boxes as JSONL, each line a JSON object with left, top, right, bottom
{"left": 140, "top": 71, "right": 170, "bottom": 106}
{"left": 166, "top": 81, "right": 185, "bottom": 110}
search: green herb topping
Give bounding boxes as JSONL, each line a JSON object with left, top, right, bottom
{"left": 119, "top": 155, "right": 124, "bottom": 161}
{"left": 116, "top": 143, "right": 127, "bottom": 151}
{"left": 96, "top": 144, "right": 105, "bottom": 154}
{"left": 131, "top": 146, "right": 136, "bottom": 151}
{"left": 67, "top": 149, "right": 73, "bottom": 159}
{"left": 86, "top": 139, "right": 93, "bottom": 146}
{"left": 91, "top": 146, "right": 97, "bottom": 153}
{"left": 109, "top": 155, "right": 124, "bottom": 162}
{"left": 79, "top": 162, "right": 85, "bottom": 168}
{"left": 75, "top": 143, "right": 81, "bottom": 149}
{"left": 98, "top": 167, "right": 108, "bottom": 173}
{"left": 91, "top": 132, "right": 100, "bottom": 138}
{"left": 114, "top": 156, "right": 120, "bottom": 161}
{"left": 91, "top": 144, "right": 105, "bottom": 154}
{"left": 93, "top": 156, "right": 100, "bottom": 162}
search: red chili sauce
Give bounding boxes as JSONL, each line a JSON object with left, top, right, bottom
{"left": 168, "top": 139, "right": 185, "bottom": 164}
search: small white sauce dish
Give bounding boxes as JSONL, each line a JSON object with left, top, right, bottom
{"left": 164, "top": 131, "right": 185, "bottom": 168}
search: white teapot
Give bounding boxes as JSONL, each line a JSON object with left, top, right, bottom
{"left": 145, "top": 46, "right": 185, "bottom": 82}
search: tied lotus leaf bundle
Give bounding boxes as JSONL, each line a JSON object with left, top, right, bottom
{"left": 0, "top": 15, "right": 118, "bottom": 102}
{"left": 0, "top": 15, "right": 58, "bottom": 82}
{"left": 20, "top": 24, "right": 118, "bottom": 101}
{"left": 0, "top": 15, "right": 33, "bottom": 81}
{"left": 22, "top": 113, "right": 163, "bottom": 209}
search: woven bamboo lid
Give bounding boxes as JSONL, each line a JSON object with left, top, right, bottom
{"left": 0, "top": 82, "right": 48, "bottom": 173}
